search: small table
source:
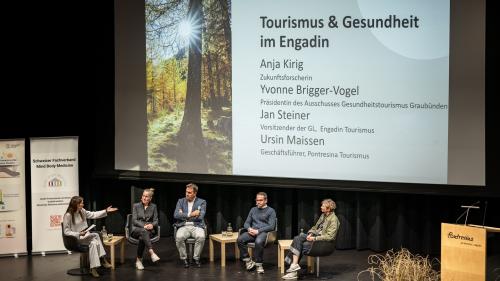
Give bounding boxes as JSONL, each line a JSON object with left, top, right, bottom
{"left": 209, "top": 233, "right": 240, "bottom": 267}
{"left": 103, "top": 235, "right": 125, "bottom": 269}
{"left": 278, "top": 240, "right": 293, "bottom": 273}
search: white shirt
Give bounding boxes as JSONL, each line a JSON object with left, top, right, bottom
{"left": 186, "top": 200, "right": 195, "bottom": 226}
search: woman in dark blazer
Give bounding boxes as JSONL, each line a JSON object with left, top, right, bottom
{"left": 131, "top": 188, "right": 160, "bottom": 270}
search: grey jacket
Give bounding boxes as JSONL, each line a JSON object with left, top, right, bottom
{"left": 132, "top": 202, "right": 158, "bottom": 233}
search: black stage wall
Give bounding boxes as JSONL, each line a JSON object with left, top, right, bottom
{"left": 1, "top": 1, "right": 499, "bottom": 257}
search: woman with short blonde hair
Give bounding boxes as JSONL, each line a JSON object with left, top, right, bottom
{"left": 131, "top": 188, "right": 160, "bottom": 270}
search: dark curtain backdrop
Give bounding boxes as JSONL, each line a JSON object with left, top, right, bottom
{"left": 88, "top": 180, "right": 500, "bottom": 256}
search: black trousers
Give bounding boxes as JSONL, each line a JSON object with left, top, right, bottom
{"left": 131, "top": 228, "right": 154, "bottom": 258}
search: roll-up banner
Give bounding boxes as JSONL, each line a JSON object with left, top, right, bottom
{"left": 30, "top": 137, "right": 79, "bottom": 254}
{"left": 0, "top": 139, "right": 27, "bottom": 257}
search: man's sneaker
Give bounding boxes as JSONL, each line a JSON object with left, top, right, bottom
{"left": 256, "top": 263, "right": 264, "bottom": 274}
{"left": 135, "top": 259, "right": 144, "bottom": 270}
{"left": 151, "top": 253, "right": 160, "bottom": 263}
{"left": 282, "top": 271, "right": 298, "bottom": 279}
{"left": 245, "top": 260, "right": 256, "bottom": 270}
{"left": 286, "top": 263, "right": 301, "bottom": 273}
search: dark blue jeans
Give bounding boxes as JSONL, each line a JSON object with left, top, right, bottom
{"left": 285, "top": 233, "right": 313, "bottom": 265}
{"left": 237, "top": 231, "right": 268, "bottom": 263}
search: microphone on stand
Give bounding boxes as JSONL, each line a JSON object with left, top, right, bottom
{"left": 455, "top": 201, "right": 480, "bottom": 225}
{"left": 460, "top": 201, "right": 480, "bottom": 209}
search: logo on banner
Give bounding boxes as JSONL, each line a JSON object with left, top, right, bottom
{"left": 447, "top": 231, "right": 474, "bottom": 242}
{"left": 0, "top": 150, "right": 20, "bottom": 178}
{"left": 47, "top": 174, "right": 64, "bottom": 188}
{"left": 50, "top": 215, "right": 62, "bottom": 228}
{"left": 0, "top": 223, "right": 16, "bottom": 238}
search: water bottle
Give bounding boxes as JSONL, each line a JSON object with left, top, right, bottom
{"left": 226, "top": 223, "right": 233, "bottom": 236}
{"left": 101, "top": 226, "right": 107, "bottom": 240}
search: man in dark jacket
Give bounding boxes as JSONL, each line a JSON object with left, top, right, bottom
{"left": 237, "top": 192, "right": 277, "bottom": 274}
{"left": 174, "top": 183, "right": 207, "bottom": 267}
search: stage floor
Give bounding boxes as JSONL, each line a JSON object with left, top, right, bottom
{"left": 1, "top": 239, "right": 499, "bottom": 280}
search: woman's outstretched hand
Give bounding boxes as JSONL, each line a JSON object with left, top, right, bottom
{"left": 106, "top": 206, "right": 118, "bottom": 213}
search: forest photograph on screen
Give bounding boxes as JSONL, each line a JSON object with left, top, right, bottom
{"left": 145, "top": 0, "right": 232, "bottom": 174}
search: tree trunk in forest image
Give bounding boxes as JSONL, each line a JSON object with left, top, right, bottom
{"left": 206, "top": 50, "right": 220, "bottom": 112}
{"left": 176, "top": 0, "right": 208, "bottom": 173}
{"left": 218, "top": 0, "right": 231, "bottom": 61}
{"left": 219, "top": 0, "right": 232, "bottom": 106}
{"left": 172, "top": 62, "right": 177, "bottom": 105}
{"left": 215, "top": 57, "right": 223, "bottom": 108}
{"left": 204, "top": 22, "right": 220, "bottom": 113}
{"left": 148, "top": 59, "right": 157, "bottom": 116}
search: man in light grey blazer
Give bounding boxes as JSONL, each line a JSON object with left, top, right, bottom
{"left": 174, "top": 183, "right": 206, "bottom": 268}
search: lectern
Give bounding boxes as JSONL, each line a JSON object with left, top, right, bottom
{"left": 441, "top": 223, "right": 500, "bottom": 281}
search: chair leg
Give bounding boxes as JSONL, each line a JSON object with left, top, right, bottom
{"left": 316, "top": 257, "right": 320, "bottom": 278}
{"left": 82, "top": 252, "right": 90, "bottom": 269}
{"left": 188, "top": 243, "right": 194, "bottom": 263}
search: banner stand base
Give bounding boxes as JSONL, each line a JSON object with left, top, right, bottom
{"left": 0, "top": 252, "right": 28, "bottom": 258}
{"left": 32, "top": 250, "right": 67, "bottom": 256}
